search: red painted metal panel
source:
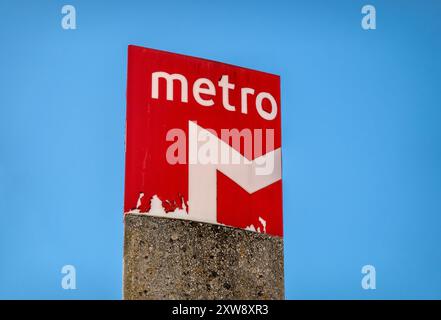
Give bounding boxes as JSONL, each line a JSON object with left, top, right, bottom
{"left": 124, "top": 45, "right": 283, "bottom": 237}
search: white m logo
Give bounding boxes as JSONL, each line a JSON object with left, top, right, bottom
{"left": 188, "top": 121, "right": 282, "bottom": 224}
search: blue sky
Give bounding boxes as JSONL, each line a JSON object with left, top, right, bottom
{"left": 0, "top": 0, "right": 440, "bottom": 299}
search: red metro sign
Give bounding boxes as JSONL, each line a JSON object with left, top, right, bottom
{"left": 124, "top": 45, "right": 283, "bottom": 237}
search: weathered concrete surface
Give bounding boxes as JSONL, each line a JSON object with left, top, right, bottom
{"left": 123, "top": 214, "right": 284, "bottom": 300}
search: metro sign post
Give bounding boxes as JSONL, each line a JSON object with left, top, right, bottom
{"left": 124, "top": 45, "right": 283, "bottom": 237}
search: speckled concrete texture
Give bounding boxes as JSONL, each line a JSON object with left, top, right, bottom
{"left": 123, "top": 214, "right": 284, "bottom": 300}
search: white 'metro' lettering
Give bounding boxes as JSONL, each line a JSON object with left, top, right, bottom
{"left": 151, "top": 71, "right": 277, "bottom": 121}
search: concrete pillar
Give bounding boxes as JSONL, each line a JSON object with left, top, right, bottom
{"left": 123, "top": 214, "right": 284, "bottom": 300}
